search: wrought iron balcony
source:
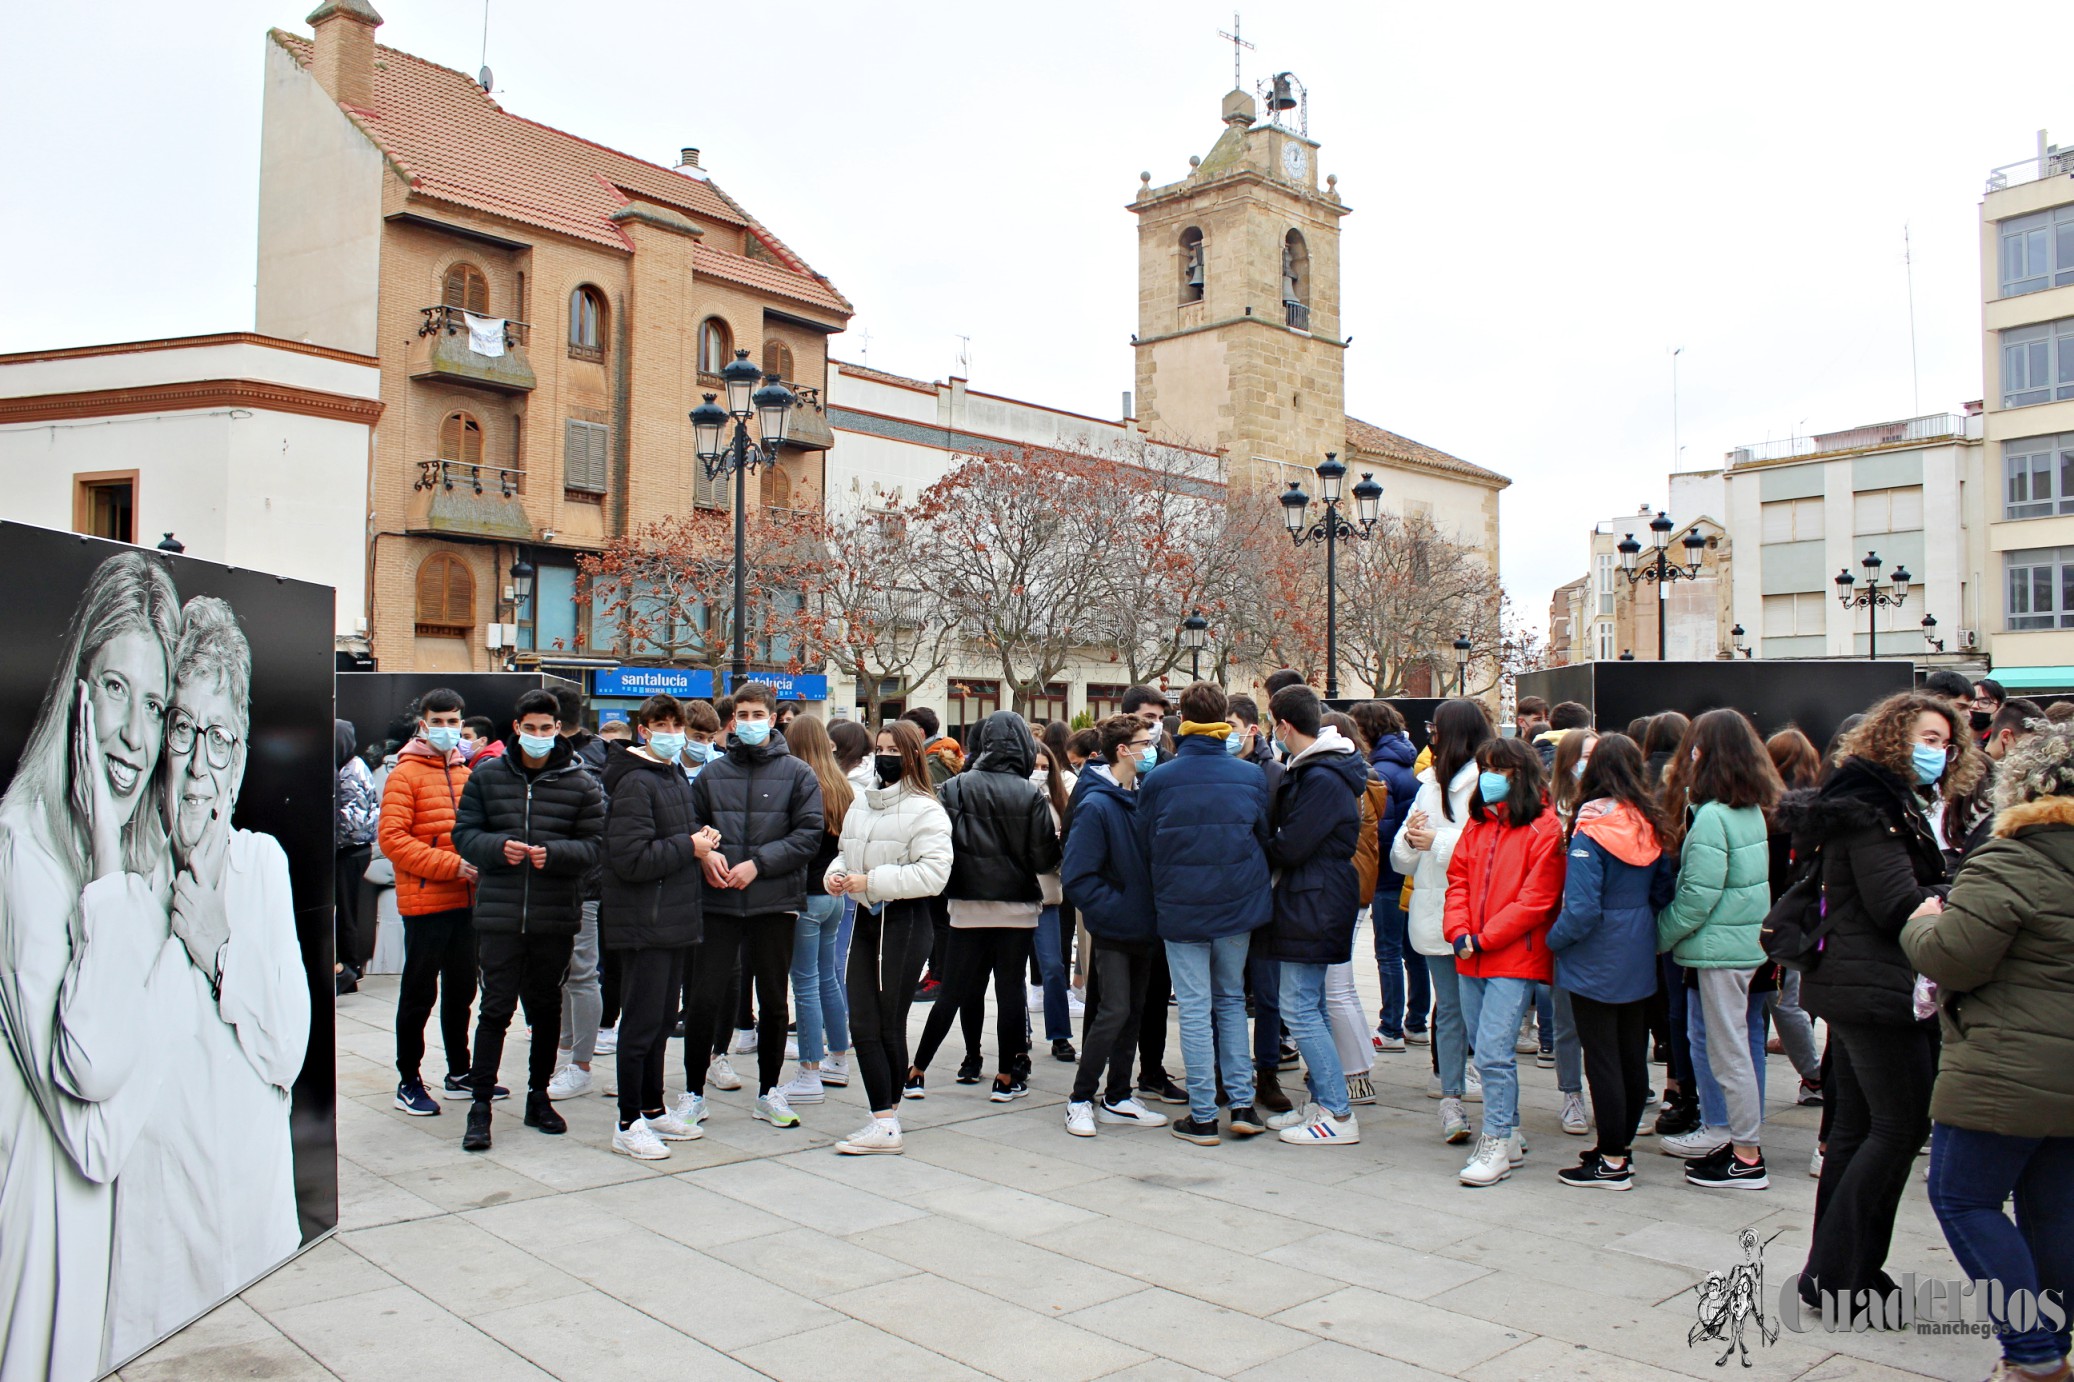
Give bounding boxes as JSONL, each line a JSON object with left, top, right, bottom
{"left": 774, "top": 382, "right": 833, "bottom": 452}
{"left": 408, "top": 304, "right": 537, "bottom": 393}
{"left": 407, "top": 460, "right": 534, "bottom": 541}
{"left": 416, "top": 459, "right": 524, "bottom": 497}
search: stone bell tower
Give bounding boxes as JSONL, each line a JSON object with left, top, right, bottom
{"left": 1129, "top": 83, "right": 1349, "bottom": 487}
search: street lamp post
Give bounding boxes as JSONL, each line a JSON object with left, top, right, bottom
{"left": 1182, "top": 608, "right": 1209, "bottom": 682}
{"left": 691, "top": 349, "right": 796, "bottom": 686}
{"left": 1833, "top": 550, "right": 1912, "bottom": 660}
{"left": 1729, "top": 622, "right": 1748, "bottom": 658}
{"left": 1921, "top": 613, "right": 1944, "bottom": 654}
{"left": 1615, "top": 511, "right": 1708, "bottom": 660}
{"left": 1280, "top": 453, "right": 1383, "bottom": 702}
{"left": 1452, "top": 634, "right": 1472, "bottom": 695}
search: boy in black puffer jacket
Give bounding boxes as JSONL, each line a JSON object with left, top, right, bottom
{"left": 452, "top": 690, "right": 605, "bottom": 1149}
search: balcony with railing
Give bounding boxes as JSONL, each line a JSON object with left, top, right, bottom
{"left": 1986, "top": 135, "right": 2074, "bottom": 194}
{"left": 406, "top": 458, "right": 534, "bottom": 540}
{"left": 408, "top": 304, "right": 537, "bottom": 393}
{"left": 1284, "top": 299, "right": 1311, "bottom": 331}
{"left": 774, "top": 383, "right": 834, "bottom": 452}
{"left": 1726, "top": 411, "right": 1976, "bottom": 468}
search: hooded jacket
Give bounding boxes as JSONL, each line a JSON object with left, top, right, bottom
{"left": 922, "top": 734, "right": 965, "bottom": 787}
{"left": 1260, "top": 727, "right": 1369, "bottom": 964}
{"left": 1547, "top": 800, "right": 1676, "bottom": 1002}
{"left": 1782, "top": 756, "right": 1948, "bottom": 1027}
{"left": 1135, "top": 726, "right": 1272, "bottom": 943}
{"left": 599, "top": 743, "right": 706, "bottom": 950}
{"left": 1442, "top": 800, "right": 1566, "bottom": 981}
{"left": 1532, "top": 727, "right": 1567, "bottom": 769}
{"left": 1369, "top": 733, "right": 1420, "bottom": 895}
{"left": 1391, "top": 761, "right": 1480, "bottom": 957}
{"left": 1060, "top": 765, "right": 1155, "bottom": 949}
{"left": 377, "top": 738, "right": 475, "bottom": 916}
{"left": 690, "top": 727, "right": 825, "bottom": 918}
{"left": 939, "top": 712, "right": 1060, "bottom": 903}
{"left": 1902, "top": 796, "right": 2074, "bottom": 1138}
{"left": 452, "top": 738, "right": 606, "bottom": 937}
{"left": 826, "top": 779, "right": 953, "bottom": 906}
{"left": 1655, "top": 800, "right": 1772, "bottom": 968}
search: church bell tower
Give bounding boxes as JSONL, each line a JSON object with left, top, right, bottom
{"left": 1129, "top": 79, "right": 1349, "bottom": 488}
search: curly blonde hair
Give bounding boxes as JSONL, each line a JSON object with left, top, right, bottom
{"left": 1836, "top": 690, "right": 1983, "bottom": 801}
{"left": 1992, "top": 716, "right": 2074, "bottom": 812}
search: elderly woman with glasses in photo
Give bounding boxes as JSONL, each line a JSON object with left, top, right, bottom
{"left": 106, "top": 597, "right": 311, "bottom": 1363}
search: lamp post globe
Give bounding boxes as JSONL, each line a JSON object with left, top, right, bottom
{"left": 690, "top": 393, "right": 728, "bottom": 463}
{"left": 1182, "top": 609, "right": 1208, "bottom": 680}
{"left": 1452, "top": 633, "right": 1472, "bottom": 695}
{"left": 721, "top": 348, "right": 762, "bottom": 417}
{"left": 509, "top": 556, "right": 535, "bottom": 609}
{"left": 1280, "top": 481, "right": 1311, "bottom": 535}
{"left": 1617, "top": 532, "right": 1641, "bottom": 572}
{"left": 752, "top": 373, "right": 795, "bottom": 449}
{"left": 1650, "top": 510, "right": 1674, "bottom": 552}
{"left": 1352, "top": 471, "right": 1384, "bottom": 527}
{"left": 1315, "top": 452, "right": 1346, "bottom": 506}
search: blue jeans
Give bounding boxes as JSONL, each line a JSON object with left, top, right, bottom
{"left": 1542, "top": 984, "right": 1582, "bottom": 1094}
{"left": 1427, "top": 953, "right": 1471, "bottom": 1097}
{"left": 1458, "top": 974, "right": 1537, "bottom": 1139}
{"left": 1279, "top": 962, "right": 1349, "bottom": 1118}
{"left": 1686, "top": 980, "right": 1766, "bottom": 1131}
{"left": 1165, "top": 934, "right": 1255, "bottom": 1122}
{"left": 1927, "top": 1123, "right": 2074, "bottom": 1367}
{"left": 791, "top": 893, "right": 849, "bottom": 1063}
{"left": 1371, "top": 893, "right": 1429, "bottom": 1037}
{"left": 1031, "top": 905, "right": 1072, "bottom": 1043}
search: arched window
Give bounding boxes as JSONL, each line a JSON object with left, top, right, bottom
{"left": 414, "top": 551, "right": 475, "bottom": 638}
{"left": 1282, "top": 230, "right": 1310, "bottom": 329}
{"left": 438, "top": 411, "right": 484, "bottom": 468}
{"left": 698, "top": 317, "right": 733, "bottom": 376}
{"left": 762, "top": 338, "right": 795, "bottom": 382}
{"left": 442, "top": 262, "right": 489, "bottom": 315}
{"left": 1179, "top": 228, "right": 1205, "bottom": 304}
{"left": 568, "top": 286, "right": 605, "bottom": 360}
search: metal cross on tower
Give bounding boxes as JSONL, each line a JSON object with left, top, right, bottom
{"left": 1217, "top": 12, "right": 1254, "bottom": 89}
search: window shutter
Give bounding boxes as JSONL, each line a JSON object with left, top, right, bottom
{"left": 762, "top": 340, "right": 794, "bottom": 380}
{"left": 564, "top": 419, "right": 608, "bottom": 493}
{"left": 440, "top": 413, "right": 484, "bottom": 466}
{"left": 443, "top": 265, "right": 489, "bottom": 314}
{"left": 415, "top": 553, "right": 475, "bottom": 636}
{"left": 694, "top": 457, "right": 729, "bottom": 510}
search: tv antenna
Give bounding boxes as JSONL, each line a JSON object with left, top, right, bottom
{"left": 1217, "top": 13, "right": 1254, "bottom": 89}
{"left": 1904, "top": 223, "right": 1921, "bottom": 417}
{"left": 477, "top": 0, "right": 493, "bottom": 91}
{"left": 955, "top": 334, "right": 971, "bottom": 378}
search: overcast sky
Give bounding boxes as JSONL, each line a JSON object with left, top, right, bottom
{"left": 4, "top": 1, "right": 2058, "bottom": 619}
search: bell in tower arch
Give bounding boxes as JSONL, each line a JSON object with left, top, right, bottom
{"left": 1268, "top": 72, "right": 1298, "bottom": 112}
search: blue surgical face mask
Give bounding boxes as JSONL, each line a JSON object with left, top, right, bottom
{"left": 684, "top": 738, "right": 720, "bottom": 764}
{"left": 1912, "top": 743, "right": 1948, "bottom": 786}
{"left": 1573, "top": 756, "right": 1590, "bottom": 782}
{"left": 1225, "top": 730, "right": 1246, "bottom": 756}
{"left": 1138, "top": 743, "right": 1157, "bottom": 772}
{"left": 517, "top": 732, "right": 558, "bottom": 759}
{"left": 735, "top": 719, "right": 771, "bottom": 746}
{"left": 1478, "top": 770, "right": 1512, "bottom": 804}
{"left": 647, "top": 731, "right": 686, "bottom": 762}
{"left": 424, "top": 724, "right": 462, "bottom": 753}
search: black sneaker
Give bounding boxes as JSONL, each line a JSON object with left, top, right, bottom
{"left": 1654, "top": 1098, "right": 1700, "bottom": 1137}
{"left": 462, "top": 1101, "right": 493, "bottom": 1152}
{"left": 956, "top": 1054, "right": 984, "bottom": 1084}
{"left": 1557, "top": 1152, "right": 1633, "bottom": 1191}
{"left": 989, "top": 1074, "right": 1029, "bottom": 1103}
{"left": 1228, "top": 1105, "right": 1267, "bottom": 1137}
{"left": 523, "top": 1091, "right": 566, "bottom": 1135}
{"left": 1051, "top": 1039, "right": 1077, "bottom": 1063}
{"left": 1535, "top": 1048, "right": 1555, "bottom": 1068}
{"left": 903, "top": 1069, "right": 926, "bottom": 1100}
{"left": 1686, "top": 1147, "right": 1769, "bottom": 1190}
{"left": 1277, "top": 1043, "right": 1302, "bottom": 1071}
{"left": 395, "top": 1079, "right": 440, "bottom": 1116}
{"left": 446, "top": 1074, "right": 509, "bottom": 1101}
{"left": 1170, "top": 1116, "right": 1221, "bottom": 1146}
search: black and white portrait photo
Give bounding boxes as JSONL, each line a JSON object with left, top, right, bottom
{"left": 0, "top": 525, "right": 337, "bottom": 1381}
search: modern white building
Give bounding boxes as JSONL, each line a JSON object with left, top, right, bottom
{"left": 0, "top": 333, "right": 382, "bottom": 641}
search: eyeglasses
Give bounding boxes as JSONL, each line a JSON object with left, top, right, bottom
{"left": 167, "top": 710, "right": 240, "bottom": 768}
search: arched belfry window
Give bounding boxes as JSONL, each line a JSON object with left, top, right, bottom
{"left": 1282, "top": 230, "right": 1310, "bottom": 329}
{"left": 1179, "top": 227, "right": 1205, "bottom": 304}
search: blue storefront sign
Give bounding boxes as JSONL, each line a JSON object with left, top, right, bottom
{"left": 590, "top": 667, "right": 829, "bottom": 701}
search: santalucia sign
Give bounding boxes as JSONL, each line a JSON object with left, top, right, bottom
{"left": 1781, "top": 1275, "right": 2069, "bottom": 1338}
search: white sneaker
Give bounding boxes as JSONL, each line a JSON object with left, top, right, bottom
{"left": 779, "top": 1066, "right": 826, "bottom": 1105}
{"left": 834, "top": 1118, "right": 903, "bottom": 1155}
{"left": 1065, "top": 1101, "right": 1098, "bottom": 1137}
{"left": 1279, "top": 1108, "right": 1359, "bottom": 1145}
{"left": 1809, "top": 1147, "right": 1824, "bottom": 1180}
{"left": 1405, "top": 1028, "right": 1431, "bottom": 1046}
{"left": 1067, "top": 988, "right": 1086, "bottom": 1018}
{"left": 753, "top": 1091, "right": 800, "bottom": 1128}
{"left": 598, "top": 1066, "right": 617, "bottom": 1098}
{"left": 1266, "top": 1101, "right": 1314, "bottom": 1132}
{"left": 1346, "top": 1072, "right": 1377, "bottom": 1105}
{"left": 592, "top": 1028, "right": 618, "bottom": 1056}
{"left": 708, "top": 1055, "right": 744, "bottom": 1091}
{"left": 731, "top": 1028, "right": 759, "bottom": 1055}
{"left": 820, "top": 1052, "right": 851, "bottom": 1086}
{"left": 1515, "top": 1018, "right": 1539, "bottom": 1055}
{"left": 1464, "top": 1066, "right": 1484, "bottom": 1103}
{"left": 1097, "top": 1096, "right": 1169, "bottom": 1128}
{"left": 612, "top": 1119, "right": 669, "bottom": 1160}
{"left": 1506, "top": 1129, "right": 1529, "bottom": 1165}
{"left": 546, "top": 1064, "right": 593, "bottom": 1101}
{"left": 670, "top": 1091, "right": 707, "bottom": 1126}
{"left": 1425, "top": 1071, "right": 1444, "bottom": 1099}
{"left": 1560, "top": 1091, "right": 1590, "bottom": 1135}
{"left": 1662, "top": 1127, "right": 1732, "bottom": 1158}
{"left": 1027, "top": 983, "right": 1046, "bottom": 1012}
{"left": 1459, "top": 1132, "right": 1511, "bottom": 1186}
{"left": 1440, "top": 1097, "right": 1472, "bottom": 1144}
{"left": 645, "top": 1111, "right": 702, "bottom": 1141}
{"left": 1374, "top": 1028, "right": 1407, "bottom": 1053}
{"left": 784, "top": 1037, "right": 799, "bottom": 1060}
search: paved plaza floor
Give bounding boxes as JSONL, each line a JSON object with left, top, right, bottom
{"left": 125, "top": 972, "right": 1990, "bottom": 1381}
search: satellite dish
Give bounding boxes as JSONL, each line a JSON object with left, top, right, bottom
{"left": 478, "top": 65, "right": 494, "bottom": 91}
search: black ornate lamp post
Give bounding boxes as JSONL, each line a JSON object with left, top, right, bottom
{"left": 156, "top": 532, "right": 185, "bottom": 554}
{"left": 1452, "top": 634, "right": 1472, "bottom": 695}
{"left": 1619, "top": 649, "right": 1636, "bottom": 661}
{"left": 691, "top": 348, "right": 796, "bottom": 685}
{"left": 1280, "top": 453, "right": 1382, "bottom": 701}
{"left": 1833, "top": 550, "right": 1911, "bottom": 660}
{"left": 1729, "top": 623, "right": 1750, "bottom": 659}
{"left": 1182, "top": 608, "right": 1209, "bottom": 681}
{"left": 1921, "top": 613, "right": 1944, "bottom": 654}
{"left": 1615, "top": 510, "right": 1708, "bottom": 660}
{"left": 509, "top": 554, "right": 535, "bottom": 611}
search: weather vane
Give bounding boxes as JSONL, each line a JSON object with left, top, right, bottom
{"left": 1217, "top": 12, "right": 1254, "bottom": 89}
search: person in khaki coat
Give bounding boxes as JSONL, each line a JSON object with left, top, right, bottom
{"left": 1902, "top": 718, "right": 2074, "bottom": 1381}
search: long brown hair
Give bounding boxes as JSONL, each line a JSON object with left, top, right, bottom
{"left": 1661, "top": 708, "right": 1781, "bottom": 846}
{"left": 1550, "top": 728, "right": 1598, "bottom": 821}
{"left": 1837, "top": 691, "right": 1983, "bottom": 802}
{"left": 1031, "top": 742, "right": 1068, "bottom": 820}
{"left": 1469, "top": 737, "right": 1547, "bottom": 827}
{"left": 876, "top": 720, "right": 936, "bottom": 798}
{"left": 1765, "top": 727, "right": 1822, "bottom": 793}
{"left": 786, "top": 714, "right": 853, "bottom": 832}
{"left": 1571, "top": 733, "right": 1670, "bottom": 846}
{"left": 1430, "top": 698, "right": 1495, "bottom": 822}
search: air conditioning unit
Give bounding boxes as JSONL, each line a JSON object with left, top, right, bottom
{"left": 1958, "top": 628, "right": 1980, "bottom": 650}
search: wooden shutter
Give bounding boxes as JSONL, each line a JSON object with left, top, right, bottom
{"left": 761, "top": 340, "right": 794, "bottom": 381}
{"left": 563, "top": 419, "right": 608, "bottom": 493}
{"left": 694, "top": 455, "right": 729, "bottom": 510}
{"left": 439, "top": 412, "right": 484, "bottom": 466}
{"left": 414, "top": 552, "right": 474, "bottom": 637}
{"left": 443, "top": 264, "right": 489, "bottom": 314}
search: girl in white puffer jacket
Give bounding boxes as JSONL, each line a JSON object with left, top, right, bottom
{"left": 824, "top": 722, "right": 953, "bottom": 1155}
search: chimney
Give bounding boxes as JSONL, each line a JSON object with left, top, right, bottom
{"left": 676, "top": 147, "right": 708, "bottom": 181}
{"left": 306, "top": 0, "right": 383, "bottom": 110}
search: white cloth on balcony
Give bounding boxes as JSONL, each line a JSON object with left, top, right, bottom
{"left": 464, "top": 313, "right": 506, "bottom": 358}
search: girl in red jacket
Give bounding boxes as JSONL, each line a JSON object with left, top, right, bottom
{"left": 1445, "top": 737, "right": 1567, "bottom": 1187}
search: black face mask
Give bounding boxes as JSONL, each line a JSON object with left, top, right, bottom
{"left": 1970, "top": 710, "right": 1993, "bottom": 732}
{"left": 874, "top": 754, "right": 903, "bottom": 787}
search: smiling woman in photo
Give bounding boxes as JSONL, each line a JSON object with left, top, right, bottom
{"left": 0, "top": 549, "right": 182, "bottom": 1382}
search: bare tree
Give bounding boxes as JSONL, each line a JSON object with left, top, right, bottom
{"left": 1335, "top": 511, "right": 1504, "bottom": 697}
{"left": 820, "top": 497, "right": 956, "bottom": 709}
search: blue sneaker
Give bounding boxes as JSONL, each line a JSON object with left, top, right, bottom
{"left": 395, "top": 1080, "right": 440, "bottom": 1116}
{"left": 445, "top": 1074, "right": 508, "bottom": 1101}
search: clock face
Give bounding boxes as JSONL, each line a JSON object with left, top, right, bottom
{"left": 1282, "top": 142, "right": 1308, "bottom": 179}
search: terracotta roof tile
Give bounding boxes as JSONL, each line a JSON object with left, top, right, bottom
{"left": 273, "top": 30, "right": 850, "bottom": 317}
{"left": 830, "top": 360, "right": 937, "bottom": 393}
{"left": 1344, "top": 415, "right": 1510, "bottom": 488}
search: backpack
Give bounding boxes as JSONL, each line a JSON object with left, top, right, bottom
{"left": 337, "top": 756, "right": 379, "bottom": 849}
{"left": 1759, "top": 843, "right": 1830, "bottom": 972}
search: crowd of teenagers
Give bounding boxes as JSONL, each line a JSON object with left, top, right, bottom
{"left": 340, "top": 667, "right": 2074, "bottom": 1381}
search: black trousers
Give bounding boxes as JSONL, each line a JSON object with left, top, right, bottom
{"left": 1138, "top": 939, "right": 1172, "bottom": 1083}
{"left": 396, "top": 908, "right": 476, "bottom": 1084}
{"left": 925, "top": 893, "right": 951, "bottom": 979}
{"left": 684, "top": 915, "right": 792, "bottom": 1096}
{"left": 599, "top": 909, "right": 622, "bottom": 1030}
{"left": 914, "top": 927, "right": 1031, "bottom": 1074}
{"left": 1073, "top": 945, "right": 1149, "bottom": 1104}
{"left": 470, "top": 932, "right": 574, "bottom": 1100}
{"left": 848, "top": 899, "right": 933, "bottom": 1112}
{"left": 734, "top": 935, "right": 756, "bottom": 1030}
{"left": 1248, "top": 933, "right": 1283, "bottom": 1070}
{"left": 335, "top": 846, "right": 372, "bottom": 971}
{"left": 615, "top": 945, "right": 687, "bottom": 1126}
{"left": 1804, "top": 1019, "right": 1936, "bottom": 1296}
{"left": 1569, "top": 992, "right": 1652, "bottom": 1160}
